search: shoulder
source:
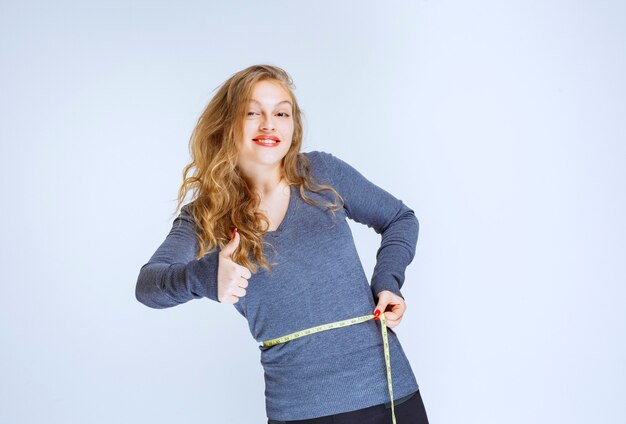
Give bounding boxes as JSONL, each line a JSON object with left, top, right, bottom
{"left": 180, "top": 202, "right": 193, "bottom": 216}
{"left": 301, "top": 150, "right": 361, "bottom": 185}
{"left": 301, "top": 149, "right": 335, "bottom": 164}
{"left": 300, "top": 150, "right": 337, "bottom": 186}
{"left": 300, "top": 150, "right": 345, "bottom": 179}
{"left": 178, "top": 203, "right": 197, "bottom": 225}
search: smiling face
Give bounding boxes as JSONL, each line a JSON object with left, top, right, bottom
{"left": 237, "top": 80, "right": 294, "bottom": 179}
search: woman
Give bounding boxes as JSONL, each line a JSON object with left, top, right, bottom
{"left": 135, "top": 64, "right": 429, "bottom": 424}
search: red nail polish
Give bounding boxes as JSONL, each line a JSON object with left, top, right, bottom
{"left": 233, "top": 228, "right": 237, "bottom": 239}
{"left": 374, "top": 309, "right": 380, "bottom": 317}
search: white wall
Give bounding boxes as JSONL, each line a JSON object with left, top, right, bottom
{"left": 1, "top": 0, "right": 624, "bottom": 423}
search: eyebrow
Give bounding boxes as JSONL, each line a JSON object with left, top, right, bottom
{"left": 249, "top": 99, "right": 293, "bottom": 108}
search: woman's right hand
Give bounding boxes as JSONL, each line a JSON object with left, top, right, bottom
{"left": 217, "top": 228, "right": 252, "bottom": 304}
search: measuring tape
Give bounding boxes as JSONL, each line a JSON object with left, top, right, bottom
{"left": 262, "top": 312, "right": 398, "bottom": 424}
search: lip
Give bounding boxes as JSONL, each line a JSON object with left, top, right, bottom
{"left": 252, "top": 134, "right": 281, "bottom": 148}
{"left": 253, "top": 139, "right": 281, "bottom": 148}
{"left": 253, "top": 135, "right": 280, "bottom": 141}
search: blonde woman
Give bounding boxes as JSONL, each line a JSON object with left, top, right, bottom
{"left": 135, "top": 64, "right": 429, "bottom": 424}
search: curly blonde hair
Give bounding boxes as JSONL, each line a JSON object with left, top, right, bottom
{"left": 172, "top": 64, "right": 344, "bottom": 273}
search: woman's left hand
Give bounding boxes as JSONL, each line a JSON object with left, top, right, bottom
{"left": 373, "top": 290, "right": 406, "bottom": 329}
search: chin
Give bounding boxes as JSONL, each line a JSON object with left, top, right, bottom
{"left": 243, "top": 151, "right": 287, "bottom": 166}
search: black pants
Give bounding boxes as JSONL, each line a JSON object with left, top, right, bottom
{"left": 267, "top": 390, "right": 429, "bottom": 424}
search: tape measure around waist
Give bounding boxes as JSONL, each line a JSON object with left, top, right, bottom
{"left": 261, "top": 313, "right": 398, "bottom": 424}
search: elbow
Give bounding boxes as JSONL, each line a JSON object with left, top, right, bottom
{"left": 400, "top": 206, "right": 419, "bottom": 241}
{"left": 135, "top": 264, "right": 176, "bottom": 310}
{"left": 410, "top": 210, "right": 419, "bottom": 248}
{"left": 135, "top": 279, "right": 167, "bottom": 310}
{"left": 414, "top": 213, "right": 419, "bottom": 241}
{"left": 135, "top": 280, "right": 156, "bottom": 309}
{"left": 400, "top": 207, "right": 420, "bottom": 255}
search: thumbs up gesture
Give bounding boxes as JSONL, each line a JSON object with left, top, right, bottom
{"left": 217, "top": 228, "right": 252, "bottom": 304}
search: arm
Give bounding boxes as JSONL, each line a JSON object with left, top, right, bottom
{"left": 135, "top": 204, "right": 221, "bottom": 309}
{"left": 313, "top": 151, "right": 419, "bottom": 302}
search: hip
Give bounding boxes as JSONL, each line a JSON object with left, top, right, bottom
{"left": 267, "top": 389, "right": 429, "bottom": 424}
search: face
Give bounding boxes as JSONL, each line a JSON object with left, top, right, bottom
{"left": 237, "top": 80, "right": 294, "bottom": 174}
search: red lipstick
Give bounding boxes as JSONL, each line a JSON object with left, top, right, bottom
{"left": 252, "top": 135, "right": 281, "bottom": 147}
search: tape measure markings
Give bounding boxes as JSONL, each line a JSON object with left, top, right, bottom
{"left": 261, "top": 312, "right": 398, "bottom": 424}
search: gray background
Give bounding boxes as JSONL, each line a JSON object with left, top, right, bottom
{"left": 1, "top": 1, "right": 624, "bottom": 423}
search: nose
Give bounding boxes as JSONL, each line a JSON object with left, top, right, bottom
{"left": 259, "top": 114, "right": 275, "bottom": 131}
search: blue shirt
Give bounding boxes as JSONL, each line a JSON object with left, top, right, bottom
{"left": 135, "top": 150, "right": 420, "bottom": 420}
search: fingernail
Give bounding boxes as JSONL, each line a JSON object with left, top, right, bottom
{"left": 233, "top": 228, "right": 238, "bottom": 238}
{"left": 374, "top": 309, "right": 380, "bottom": 317}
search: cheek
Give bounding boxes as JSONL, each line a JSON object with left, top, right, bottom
{"left": 285, "top": 123, "right": 295, "bottom": 138}
{"left": 242, "top": 124, "right": 256, "bottom": 142}
{"left": 242, "top": 124, "right": 252, "bottom": 137}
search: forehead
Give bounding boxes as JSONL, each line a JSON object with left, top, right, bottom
{"left": 248, "top": 99, "right": 293, "bottom": 109}
{"left": 248, "top": 81, "right": 292, "bottom": 107}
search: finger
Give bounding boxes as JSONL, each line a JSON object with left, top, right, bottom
{"left": 238, "top": 276, "right": 249, "bottom": 288}
{"left": 225, "top": 295, "right": 239, "bottom": 304}
{"left": 385, "top": 317, "right": 402, "bottom": 327}
{"left": 233, "top": 287, "right": 246, "bottom": 297}
{"left": 388, "top": 303, "right": 406, "bottom": 316}
{"left": 240, "top": 265, "right": 252, "bottom": 279}
{"left": 378, "top": 300, "right": 403, "bottom": 320}
{"left": 386, "top": 321, "right": 399, "bottom": 329}
{"left": 390, "top": 293, "right": 405, "bottom": 304}
{"left": 220, "top": 228, "right": 240, "bottom": 258}
{"left": 374, "top": 301, "right": 389, "bottom": 320}
{"left": 385, "top": 311, "right": 401, "bottom": 321}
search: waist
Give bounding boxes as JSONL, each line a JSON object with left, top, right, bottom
{"left": 259, "top": 317, "right": 385, "bottom": 367}
{"left": 261, "top": 333, "right": 418, "bottom": 420}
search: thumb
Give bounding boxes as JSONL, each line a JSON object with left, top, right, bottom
{"left": 220, "top": 227, "right": 239, "bottom": 258}
{"left": 374, "top": 297, "right": 389, "bottom": 321}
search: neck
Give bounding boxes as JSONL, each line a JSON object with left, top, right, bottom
{"left": 239, "top": 164, "right": 285, "bottom": 196}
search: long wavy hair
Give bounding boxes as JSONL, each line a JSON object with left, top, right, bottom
{"left": 172, "top": 64, "right": 344, "bottom": 274}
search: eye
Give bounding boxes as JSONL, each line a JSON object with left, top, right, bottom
{"left": 246, "top": 111, "right": 290, "bottom": 117}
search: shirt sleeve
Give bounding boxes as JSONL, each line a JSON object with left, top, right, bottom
{"left": 312, "top": 150, "right": 420, "bottom": 301}
{"left": 135, "top": 204, "right": 221, "bottom": 308}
